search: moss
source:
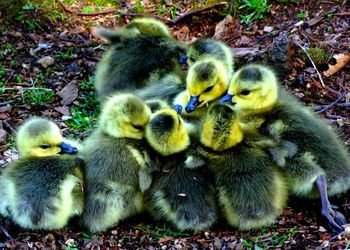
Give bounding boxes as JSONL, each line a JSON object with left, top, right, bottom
{"left": 298, "top": 47, "right": 330, "bottom": 68}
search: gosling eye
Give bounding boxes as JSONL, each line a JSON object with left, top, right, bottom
{"left": 40, "top": 144, "right": 51, "bottom": 149}
{"left": 189, "top": 57, "right": 196, "bottom": 63}
{"left": 203, "top": 85, "right": 214, "bottom": 93}
{"left": 132, "top": 124, "right": 143, "bottom": 130}
{"left": 241, "top": 89, "right": 251, "bottom": 96}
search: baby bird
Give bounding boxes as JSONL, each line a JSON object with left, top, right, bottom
{"left": 220, "top": 64, "right": 350, "bottom": 233}
{"left": 173, "top": 39, "right": 234, "bottom": 118}
{"left": 173, "top": 58, "right": 230, "bottom": 119}
{"left": 80, "top": 93, "right": 156, "bottom": 233}
{"left": 187, "top": 38, "right": 234, "bottom": 76}
{"left": 199, "top": 104, "right": 288, "bottom": 230}
{"left": 0, "top": 117, "right": 84, "bottom": 230}
{"left": 94, "top": 17, "right": 187, "bottom": 102}
{"left": 144, "top": 108, "right": 217, "bottom": 231}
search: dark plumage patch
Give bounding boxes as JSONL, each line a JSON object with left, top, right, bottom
{"left": 150, "top": 114, "right": 175, "bottom": 134}
{"left": 194, "top": 62, "right": 215, "bottom": 82}
{"left": 147, "top": 102, "right": 161, "bottom": 113}
{"left": 192, "top": 39, "right": 226, "bottom": 59}
{"left": 238, "top": 67, "right": 262, "bottom": 82}
{"left": 26, "top": 120, "right": 51, "bottom": 137}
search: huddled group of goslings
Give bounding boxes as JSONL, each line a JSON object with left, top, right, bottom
{"left": 1, "top": 17, "right": 350, "bottom": 234}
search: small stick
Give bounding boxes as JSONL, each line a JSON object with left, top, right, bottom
{"left": 314, "top": 102, "right": 350, "bottom": 111}
{"left": 316, "top": 92, "right": 347, "bottom": 114}
{"left": 3, "top": 120, "right": 16, "bottom": 133}
{"left": 0, "top": 224, "right": 12, "bottom": 239}
{"left": 0, "top": 101, "right": 14, "bottom": 106}
{"left": 293, "top": 41, "right": 325, "bottom": 88}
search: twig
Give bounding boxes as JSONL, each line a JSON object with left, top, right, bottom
{"left": 293, "top": 41, "right": 326, "bottom": 88}
{"left": 314, "top": 102, "right": 350, "bottom": 111}
{"left": 326, "top": 114, "right": 345, "bottom": 120}
{"left": 333, "top": 12, "right": 350, "bottom": 16}
{"left": 0, "top": 101, "right": 14, "bottom": 106}
{"left": 0, "top": 224, "right": 12, "bottom": 239}
{"left": 57, "top": 0, "right": 227, "bottom": 24}
{"left": 3, "top": 120, "right": 16, "bottom": 133}
{"left": 316, "top": 92, "right": 347, "bottom": 114}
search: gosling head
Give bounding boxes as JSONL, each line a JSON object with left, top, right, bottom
{"left": 185, "top": 58, "right": 229, "bottom": 113}
{"left": 187, "top": 38, "right": 234, "bottom": 70}
{"left": 219, "top": 64, "right": 279, "bottom": 115}
{"left": 125, "top": 17, "right": 172, "bottom": 38}
{"left": 99, "top": 93, "right": 151, "bottom": 140}
{"left": 145, "top": 99, "right": 170, "bottom": 113}
{"left": 200, "top": 104, "right": 243, "bottom": 152}
{"left": 16, "top": 117, "right": 77, "bottom": 158}
{"left": 145, "top": 108, "right": 190, "bottom": 156}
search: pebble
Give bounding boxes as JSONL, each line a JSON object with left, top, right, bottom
{"left": 37, "top": 56, "right": 55, "bottom": 68}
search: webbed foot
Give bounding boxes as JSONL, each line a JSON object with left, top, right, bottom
{"left": 316, "top": 175, "right": 346, "bottom": 234}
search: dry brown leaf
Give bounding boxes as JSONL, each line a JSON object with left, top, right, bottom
{"left": 158, "top": 236, "right": 173, "bottom": 244}
{"left": 58, "top": 81, "right": 79, "bottom": 106}
{"left": 175, "top": 25, "right": 190, "bottom": 42}
{"left": 323, "top": 53, "right": 350, "bottom": 77}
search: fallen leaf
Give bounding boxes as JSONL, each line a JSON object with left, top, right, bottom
{"left": 323, "top": 53, "right": 350, "bottom": 77}
{"left": 213, "top": 15, "right": 240, "bottom": 41}
{"left": 58, "top": 81, "right": 79, "bottom": 106}
{"left": 158, "top": 236, "right": 173, "bottom": 244}
{"left": 54, "top": 106, "right": 70, "bottom": 116}
{"left": 175, "top": 25, "right": 190, "bottom": 42}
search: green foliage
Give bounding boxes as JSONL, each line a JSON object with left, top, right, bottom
{"left": 239, "top": 0, "right": 270, "bottom": 23}
{"left": 134, "top": 0, "right": 145, "bottom": 14}
{"left": 241, "top": 226, "right": 298, "bottom": 249}
{"left": 297, "top": 11, "right": 306, "bottom": 20}
{"left": 305, "top": 47, "right": 329, "bottom": 66}
{"left": 55, "top": 48, "right": 74, "bottom": 60}
{"left": 65, "top": 76, "right": 99, "bottom": 133}
{"left": 134, "top": 224, "right": 189, "bottom": 243}
{"left": 82, "top": 7, "right": 94, "bottom": 13}
{"left": 22, "top": 89, "right": 55, "bottom": 105}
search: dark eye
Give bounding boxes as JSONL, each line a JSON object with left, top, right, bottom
{"left": 204, "top": 86, "right": 214, "bottom": 93}
{"left": 132, "top": 124, "right": 143, "bottom": 130}
{"left": 40, "top": 144, "right": 51, "bottom": 149}
{"left": 189, "top": 57, "right": 196, "bottom": 63}
{"left": 241, "top": 89, "right": 250, "bottom": 96}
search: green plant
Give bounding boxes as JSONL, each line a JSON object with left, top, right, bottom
{"left": 134, "top": 0, "right": 145, "bottom": 14}
{"left": 326, "top": 13, "right": 333, "bottom": 19}
{"left": 22, "top": 89, "right": 54, "bottom": 105}
{"left": 239, "top": 0, "right": 270, "bottom": 23}
{"left": 156, "top": 4, "right": 167, "bottom": 15}
{"left": 79, "top": 75, "right": 94, "bottom": 90}
{"left": 16, "top": 76, "right": 23, "bottom": 83}
{"left": 65, "top": 106, "right": 97, "bottom": 131}
{"left": 82, "top": 7, "right": 94, "bottom": 13}
{"left": 297, "top": 11, "right": 306, "bottom": 20}
{"left": 55, "top": 48, "right": 74, "bottom": 60}
{"left": 134, "top": 224, "right": 189, "bottom": 243}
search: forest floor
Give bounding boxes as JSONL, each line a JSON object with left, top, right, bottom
{"left": 0, "top": 0, "right": 349, "bottom": 249}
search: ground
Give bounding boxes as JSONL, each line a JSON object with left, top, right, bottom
{"left": 0, "top": 0, "right": 349, "bottom": 249}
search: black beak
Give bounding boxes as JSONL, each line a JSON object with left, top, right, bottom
{"left": 218, "top": 93, "right": 234, "bottom": 104}
{"left": 173, "top": 104, "right": 183, "bottom": 115}
{"left": 185, "top": 96, "right": 200, "bottom": 113}
{"left": 59, "top": 142, "right": 78, "bottom": 154}
{"left": 178, "top": 53, "right": 188, "bottom": 65}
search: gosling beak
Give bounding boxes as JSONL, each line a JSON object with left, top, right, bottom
{"left": 218, "top": 93, "right": 234, "bottom": 104}
{"left": 59, "top": 142, "right": 78, "bottom": 154}
{"left": 173, "top": 104, "right": 183, "bottom": 115}
{"left": 178, "top": 53, "right": 188, "bottom": 70}
{"left": 185, "top": 96, "right": 201, "bottom": 113}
